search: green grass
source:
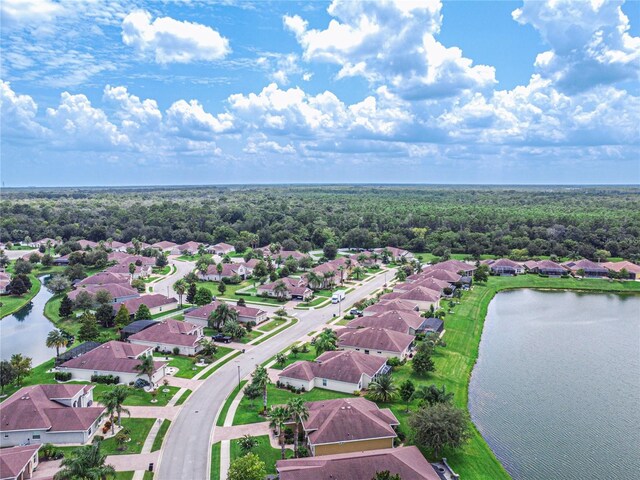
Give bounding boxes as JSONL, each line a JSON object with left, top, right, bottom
{"left": 114, "top": 472, "right": 134, "bottom": 480}
{"left": 230, "top": 435, "right": 292, "bottom": 474}
{"left": 296, "top": 296, "right": 329, "bottom": 308}
{"left": 44, "top": 293, "right": 118, "bottom": 342}
{"left": 155, "top": 354, "right": 204, "bottom": 379}
{"left": 143, "top": 471, "right": 154, "bottom": 480}
{"left": 233, "top": 384, "right": 353, "bottom": 425}
{"left": 0, "top": 359, "right": 57, "bottom": 401}
{"left": 216, "top": 380, "right": 248, "bottom": 426}
{"left": 199, "top": 350, "right": 242, "bottom": 379}
{"left": 100, "top": 418, "right": 154, "bottom": 455}
{"left": 152, "top": 265, "right": 171, "bottom": 275}
{"left": 0, "top": 274, "right": 41, "bottom": 319}
{"left": 174, "top": 389, "right": 192, "bottom": 406}
{"left": 237, "top": 329, "right": 263, "bottom": 344}
{"left": 199, "top": 280, "right": 286, "bottom": 305}
{"left": 270, "top": 344, "right": 316, "bottom": 370}
{"left": 256, "top": 317, "right": 287, "bottom": 332}
{"left": 150, "top": 307, "right": 184, "bottom": 319}
{"left": 151, "top": 419, "right": 171, "bottom": 452}
{"left": 93, "top": 384, "right": 180, "bottom": 407}
{"left": 251, "top": 318, "right": 298, "bottom": 346}
{"left": 143, "top": 276, "right": 160, "bottom": 283}
{"left": 210, "top": 442, "right": 221, "bottom": 480}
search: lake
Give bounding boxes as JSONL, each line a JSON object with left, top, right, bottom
{"left": 469, "top": 289, "right": 640, "bottom": 480}
{"left": 0, "top": 276, "right": 60, "bottom": 365}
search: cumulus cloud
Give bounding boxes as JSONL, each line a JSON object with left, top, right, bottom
{"left": 512, "top": 0, "right": 640, "bottom": 92}
{"left": 165, "top": 99, "right": 234, "bottom": 139}
{"left": 0, "top": 80, "right": 49, "bottom": 138}
{"left": 256, "top": 53, "right": 310, "bottom": 86}
{"left": 122, "top": 9, "right": 230, "bottom": 64}
{"left": 103, "top": 85, "right": 162, "bottom": 129}
{"left": 284, "top": 0, "right": 495, "bottom": 99}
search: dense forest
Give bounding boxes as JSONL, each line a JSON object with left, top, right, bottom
{"left": 1, "top": 185, "right": 639, "bottom": 260}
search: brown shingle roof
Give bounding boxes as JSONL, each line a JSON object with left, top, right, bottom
{"left": 420, "top": 268, "right": 462, "bottom": 283}
{"left": 68, "top": 283, "right": 139, "bottom": 302}
{"left": 362, "top": 299, "right": 418, "bottom": 315}
{"left": 602, "top": 260, "right": 640, "bottom": 274}
{"left": 186, "top": 301, "right": 266, "bottom": 321}
{"left": 398, "top": 286, "right": 440, "bottom": 303}
{"left": 348, "top": 310, "right": 425, "bottom": 334}
{"left": 0, "top": 445, "right": 41, "bottom": 478}
{"left": 129, "top": 319, "right": 201, "bottom": 347}
{"left": 431, "top": 259, "right": 477, "bottom": 273}
{"left": 280, "top": 350, "right": 387, "bottom": 384}
{"left": 114, "top": 294, "right": 177, "bottom": 314}
{"left": 276, "top": 446, "right": 440, "bottom": 480}
{"left": 78, "top": 272, "right": 130, "bottom": 287}
{"left": 0, "top": 385, "right": 104, "bottom": 433}
{"left": 336, "top": 327, "right": 414, "bottom": 353}
{"left": 59, "top": 341, "right": 166, "bottom": 375}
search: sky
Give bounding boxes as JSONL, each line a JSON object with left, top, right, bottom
{"left": 1, "top": 0, "right": 639, "bottom": 187}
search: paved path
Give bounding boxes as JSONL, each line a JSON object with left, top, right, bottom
{"left": 151, "top": 257, "right": 195, "bottom": 299}
{"left": 156, "top": 269, "right": 394, "bottom": 480}
{"left": 214, "top": 422, "right": 271, "bottom": 441}
{"left": 141, "top": 418, "right": 164, "bottom": 454}
{"left": 128, "top": 406, "right": 180, "bottom": 420}
{"left": 106, "top": 452, "right": 159, "bottom": 471}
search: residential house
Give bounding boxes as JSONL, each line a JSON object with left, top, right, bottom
{"left": 208, "top": 242, "right": 235, "bottom": 255}
{"left": 0, "top": 444, "right": 41, "bottom": 480}
{"left": 58, "top": 341, "right": 167, "bottom": 385}
{"left": 296, "top": 398, "right": 399, "bottom": 456}
{"left": 184, "top": 300, "right": 268, "bottom": 326}
{"left": 276, "top": 446, "right": 442, "bottom": 480}
{"left": 30, "top": 238, "right": 58, "bottom": 248}
{"left": 77, "top": 272, "right": 130, "bottom": 287}
{"left": 351, "top": 250, "right": 381, "bottom": 266}
{"left": 0, "top": 272, "right": 10, "bottom": 295}
{"left": 374, "top": 246, "right": 414, "bottom": 263}
{"left": 151, "top": 241, "right": 177, "bottom": 253}
{"left": 121, "top": 241, "right": 151, "bottom": 251}
{"left": 257, "top": 277, "right": 312, "bottom": 301}
{"left": 431, "top": 259, "right": 476, "bottom": 276}
{"left": 362, "top": 299, "right": 419, "bottom": 316}
{"left": 105, "top": 262, "right": 152, "bottom": 279}
{"left": 128, "top": 319, "right": 204, "bottom": 356}
{"left": 113, "top": 294, "right": 178, "bottom": 317}
{"left": 602, "top": 260, "right": 640, "bottom": 280}
{"left": 310, "top": 257, "right": 355, "bottom": 288}
{"left": 104, "top": 240, "right": 126, "bottom": 251}
{"left": 419, "top": 268, "right": 463, "bottom": 284}
{"left": 0, "top": 385, "right": 105, "bottom": 447}
{"left": 278, "top": 350, "right": 389, "bottom": 393}
{"left": 76, "top": 240, "right": 98, "bottom": 250}
{"left": 562, "top": 259, "right": 609, "bottom": 277}
{"left": 241, "top": 258, "right": 260, "bottom": 275}
{"left": 336, "top": 327, "right": 414, "bottom": 359}
{"left": 422, "top": 317, "right": 445, "bottom": 334}
{"left": 485, "top": 258, "right": 525, "bottom": 275}
{"left": 524, "top": 260, "right": 566, "bottom": 276}
{"left": 265, "top": 250, "right": 309, "bottom": 265}
{"left": 396, "top": 277, "right": 451, "bottom": 296}
{"left": 52, "top": 254, "right": 71, "bottom": 266}
{"left": 172, "top": 241, "right": 202, "bottom": 255}
{"left": 397, "top": 286, "right": 440, "bottom": 311}
{"left": 67, "top": 283, "right": 140, "bottom": 304}
{"left": 347, "top": 310, "right": 428, "bottom": 335}
{"left": 198, "top": 263, "right": 247, "bottom": 282}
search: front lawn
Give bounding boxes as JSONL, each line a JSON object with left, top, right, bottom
{"left": 296, "top": 296, "right": 329, "bottom": 308}
{"left": 93, "top": 384, "right": 180, "bottom": 407}
{"left": 230, "top": 434, "right": 293, "bottom": 474}
{"left": 256, "top": 317, "right": 287, "bottom": 332}
{"left": 151, "top": 419, "right": 171, "bottom": 452}
{"left": 270, "top": 343, "right": 316, "bottom": 370}
{"left": 100, "top": 417, "right": 154, "bottom": 455}
{"left": 198, "top": 281, "right": 286, "bottom": 305}
{"left": 0, "top": 274, "right": 41, "bottom": 319}
{"left": 233, "top": 385, "right": 353, "bottom": 425}
{"left": 154, "top": 354, "right": 204, "bottom": 379}
{"left": 237, "top": 329, "right": 263, "bottom": 344}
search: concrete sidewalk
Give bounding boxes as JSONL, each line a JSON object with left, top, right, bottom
{"left": 214, "top": 421, "right": 270, "bottom": 441}
{"left": 127, "top": 406, "right": 180, "bottom": 420}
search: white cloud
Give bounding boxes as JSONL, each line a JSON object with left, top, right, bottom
{"left": 244, "top": 135, "right": 296, "bottom": 155}
{"left": 0, "top": 0, "right": 63, "bottom": 26}
{"left": 285, "top": 0, "right": 495, "bottom": 99}
{"left": 512, "top": 0, "right": 640, "bottom": 92}
{"left": 122, "top": 9, "right": 230, "bottom": 64}
{"left": 0, "top": 80, "right": 49, "bottom": 138}
{"left": 256, "top": 53, "right": 309, "bottom": 86}
{"left": 165, "top": 99, "right": 234, "bottom": 139}
{"left": 103, "top": 85, "right": 162, "bottom": 128}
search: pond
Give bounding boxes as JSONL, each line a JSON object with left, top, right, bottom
{"left": 0, "top": 276, "right": 60, "bottom": 365}
{"left": 469, "top": 289, "right": 640, "bottom": 479}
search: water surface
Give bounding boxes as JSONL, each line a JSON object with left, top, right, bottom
{"left": 469, "top": 289, "right": 640, "bottom": 480}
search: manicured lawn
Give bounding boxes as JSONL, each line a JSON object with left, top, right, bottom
{"left": 93, "top": 384, "right": 180, "bottom": 407}
{"left": 216, "top": 380, "right": 248, "bottom": 426}
{"left": 150, "top": 307, "right": 184, "bottom": 319}
{"left": 199, "top": 281, "right": 285, "bottom": 305}
{"left": 210, "top": 442, "right": 221, "bottom": 480}
{"left": 143, "top": 472, "right": 154, "bottom": 480}
{"left": 100, "top": 418, "right": 154, "bottom": 455}
{"left": 297, "top": 296, "right": 329, "bottom": 308}
{"left": 270, "top": 343, "right": 316, "bottom": 370}
{"left": 230, "top": 435, "right": 293, "bottom": 474}
{"left": 251, "top": 318, "right": 297, "bottom": 346}
{"left": 237, "top": 329, "right": 263, "bottom": 344}
{"left": 0, "top": 274, "right": 41, "bottom": 319}
{"left": 44, "top": 293, "right": 118, "bottom": 342}
{"left": 256, "top": 317, "right": 287, "bottom": 332}
{"left": 0, "top": 359, "right": 56, "bottom": 401}
{"left": 153, "top": 265, "right": 171, "bottom": 275}
{"left": 151, "top": 419, "right": 171, "bottom": 452}
{"left": 154, "top": 354, "right": 205, "bottom": 379}
{"left": 174, "top": 389, "right": 192, "bottom": 406}
{"left": 199, "top": 350, "right": 242, "bottom": 379}
{"left": 233, "top": 385, "right": 353, "bottom": 425}
{"left": 114, "top": 472, "right": 134, "bottom": 480}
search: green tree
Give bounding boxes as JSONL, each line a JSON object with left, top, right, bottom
{"left": 53, "top": 443, "right": 115, "bottom": 480}
{"left": 275, "top": 353, "right": 287, "bottom": 367}
{"left": 412, "top": 384, "right": 454, "bottom": 407}
{"left": 223, "top": 320, "right": 246, "bottom": 340}
{"left": 252, "top": 260, "right": 268, "bottom": 278}
{"left": 74, "top": 290, "right": 96, "bottom": 311}
{"left": 135, "top": 304, "right": 152, "bottom": 320}
{"left": 268, "top": 405, "right": 291, "bottom": 459}
{"left": 217, "top": 282, "right": 227, "bottom": 295}
{"left": 7, "top": 275, "right": 30, "bottom": 296}
{"left": 128, "top": 263, "right": 136, "bottom": 275}
{"left": 46, "top": 329, "right": 68, "bottom": 357}
{"left": 14, "top": 259, "right": 33, "bottom": 275}
{"left": 323, "top": 241, "right": 338, "bottom": 260}
{"left": 208, "top": 302, "right": 238, "bottom": 331}
{"left": 399, "top": 379, "right": 415, "bottom": 412}
{"left": 251, "top": 365, "right": 270, "bottom": 412}
{"left": 227, "top": 453, "right": 267, "bottom": 480}
{"left": 135, "top": 355, "right": 156, "bottom": 386}
{"left": 305, "top": 271, "right": 322, "bottom": 290}
{"left": 155, "top": 254, "right": 168, "bottom": 268}
{"left": 100, "top": 385, "right": 131, "bottom": 432}
{"left": 372, "top": 472, "right": 402, "bottom": 480}
{"left": 286, "top": 396, "right": 309, "bottom": 457}
{"left": 194, "top": 287, "right": 213, "bottom": 306}
{"left": 595, "top": 249, "right": 611, "bottom": 262}
{"left": 10, "top": 354, "right": 32, "bottom": 386}
{"left": 59, "top": 295, "right": 74, "bottom": 318}
{"left": 473, "top": 264, "right": 490, "bottom": 283}
{"left": 237, "top": 434, "right": 258, "bottom": 454}
{"left": 173, "top": 279, "right": 187, "bottom": 307}
{"left": 78, "top": 312, "right": 100, "bottom": 342}
{"left": 114, "top": 305, "right": 130, "bottom": 328}
{"left": 273, "top": 281, "right": 288, "bottom": 300}
{"left": 367, "top": 374, "right": 397, "bottom": 403}
{"left": 46, "top": 275, "right": 71, "bottom": 295}
{"left": 351, "top": 265, "right": 366, "bottom": 280}
{"left": 94, "top": 289, "right": 113, "bottom": 305}
{"left": 314, "top": 328, "right": 338, "bottom": 356}
{"left": 186, "top": 282, "right": 197, "bottom": 304}
{"left": 243, "top": 382, "right": 262, "bottom": 406}
{"left": 96, "top": 304, "right": 115, "bottom": 327}
{"left": 412, "top": 343, "right": 435, "bottom": 376}
{"left": 0, "top": 361, "right": 16, "bottom": 394}
{"left": 409, "top": 403, "right": 470, "bottom": 457}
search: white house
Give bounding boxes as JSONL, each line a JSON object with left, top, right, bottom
{"left": 336, "top": 327, "right": 414, "bottom": 359}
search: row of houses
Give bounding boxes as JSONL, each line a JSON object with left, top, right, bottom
{"left": 483, "top": 257, "right": 640, "bottom": 279}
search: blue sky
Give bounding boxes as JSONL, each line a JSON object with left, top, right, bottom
{"left": 1, "top": 0, "right": 639, "bottom": 186}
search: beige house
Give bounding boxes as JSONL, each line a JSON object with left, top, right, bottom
{"left": 0, "top": 444, "right": 42, "bottom": 480}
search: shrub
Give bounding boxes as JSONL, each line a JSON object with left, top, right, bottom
{"left": 39, "top": 443, "right": 62, "bottom": 460}
{"left": 91, "top": 374, "right": 120, "bottom": 385}
{"left": 55, "top": 371, "right": 72, "bottom": 382}
{"left": 172, "top": 347, "right": 180, "bottom": 355}
{"left": 343, "top": 314, "right": 355, "bottom": 320}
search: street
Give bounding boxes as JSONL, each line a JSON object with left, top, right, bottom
{"left": 155, "top": 270, "right": 394, "bottom": 480}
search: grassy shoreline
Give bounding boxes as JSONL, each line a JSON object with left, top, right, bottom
{"left": 435, "top": 275, "right": 640, "bottom": 479}
{"left": 0, "top": 274, "right": 41, "bottom": 319}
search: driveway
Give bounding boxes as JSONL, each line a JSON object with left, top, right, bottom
{"left": 155, "top": 269, "right": 394, "bottom": 480}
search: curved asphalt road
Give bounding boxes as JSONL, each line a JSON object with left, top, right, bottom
{"left": 156, "top": 270, "right": 394, "bottom": 480}
{"left": 150, "top": 257, "right": 195, "bottom": 298}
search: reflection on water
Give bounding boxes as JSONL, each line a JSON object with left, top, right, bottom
{"left": 0, "top": 276, "right": 59, "bottom": 365}
{"left": 469, "top": 289, "right": 640, "bottom": 480}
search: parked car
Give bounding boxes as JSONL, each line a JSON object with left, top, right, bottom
{"left": 212, "top": 333, "right": 232, "bottom": 343}
{"left": 349, "top": 308, "right": 362, "bottom": 316}
{"left": 134, "top": 378, "right": 150, "bottom": 389}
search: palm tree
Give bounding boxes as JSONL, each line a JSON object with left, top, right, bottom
{"left": 268, "top": 405, "right": 291, "bottom": 459}
{"left": 305, "top": 272, "right": 321, "bottom": 291}
{"left": 411, "top": 384, "right": 454, "bottom": 406}
{"left": 46, "top": 329, "right": 68, "bottom": 357}
{"left": 276, "top": 353, "right": 287, "bottom": 367}
{"left": 351, "top": 266, "right": 365, "bottom": 280}
{"left": 273, "top": 281, "right": 288, "bottom": 301}
{"left": 208, "top": 302, "right": 238, "bottom": 331}
{"left": 338, "top": 265, "right": 345, "bottom": 284}
{"left": 367, "top": 374, "right": 397, "bottom": 403}
{"left": 286, "top": 397, "right": 309, "bottom": 457}
{"left": 54, "top": 443, "right": 115, "bottom": 480}
{"left": 251, "top": 365, "right": 270, "bottom": 413}
{"left": 173, "top": 279, "right": 187, "bottom": 308}
{"left": 322, "top": 271, "right": 334, "bottom": 289}
{"left": 314, "top": 328, "right": 338, "bottom": 356}
{"left": 100, "top": 385, "right": 131, "bottom": 432}
{"left": 135, "top": 355, "right": 156, "bottom": 387}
